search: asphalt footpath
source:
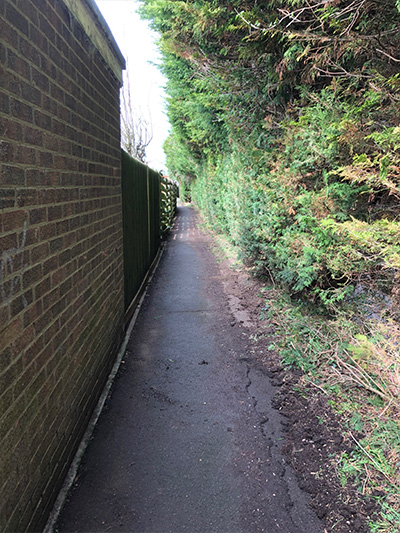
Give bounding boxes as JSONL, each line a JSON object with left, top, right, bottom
{"left": 55, "top": 205, "right": 323, "bottom": 533}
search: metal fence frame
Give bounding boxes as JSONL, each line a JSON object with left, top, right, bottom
{"left": 121, "top": 150, "right": 179, "bottom": 320}
{"left": 121, "top": 150, "right": 161, "bottom": 314}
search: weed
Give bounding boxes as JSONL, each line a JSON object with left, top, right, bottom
{"left": 370, "top": 502, "right": 400, "bottom": 533}
{"left": 261, "top": 286, "right": 400, "bottom": 529}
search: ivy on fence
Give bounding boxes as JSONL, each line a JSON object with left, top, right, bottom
{"left": 161, "top": 174, "right": 179, "bottom": 235}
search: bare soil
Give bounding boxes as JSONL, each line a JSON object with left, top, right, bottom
{"left": 212, "top": 235, "right": 381, "bottom": 533}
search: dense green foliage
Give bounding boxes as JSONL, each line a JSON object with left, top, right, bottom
{"left": 140, "top": 0, "right": 400, "bottom": 309}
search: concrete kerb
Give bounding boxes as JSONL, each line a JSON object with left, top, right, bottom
{"left": 43, "top": 243, "right": 166, "bottom": 533}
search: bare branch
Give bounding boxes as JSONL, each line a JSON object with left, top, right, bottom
{"left": 120, "top": 66, "right": 153, "bottom": 163}
{"left": 376, "top": 48, "right": 400, "bottom": 63}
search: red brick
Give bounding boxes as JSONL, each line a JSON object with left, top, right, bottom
{"left": 31, "top": 242, "right": 48, "bottom": 263}
{"left": 30, "top": 24, "right": 49, "bottom": 56}
{"left": 29, "top": 207, "right": 47, "bottom": 225}
{"left": 61, "top": 203, "right": 72, "bottom": 218}
{"left": 0, "top": 318, "right": 22, "bottom": 352}
{"left": 14, "top": 0, "right": 39, "bottom": 27}
{"left": 42, "top": 94, "right": 58, "bottom": 116}
{"left": 23, "top": 300, "right": 44, "bottom": 329}
{"left": 23, "top": 264, "right": 43, "bottom": 289}
{"left": 43, "top": 316, "right": 61, "bottom": 346}
{"left": 2, "top": 209, "right": 27, "bottom": 232}
{"left": 13, "top": 363, "right": 42, "bottom": 402}
{"left": 19, "top": 37, "right": 41, "bottom": 66}
{"left": 0, "top": 165, "right": 25, "bottom": 186}
{"left": 33, "top": 273, "right": 51, "bottom": 298}
{"left": 39, "top": 222, "right": 56, "bottom": 240}
{"left": 0, "top": 117, "right": 22, "bottom": 142}
{"left": 22, "top": 226, "right": 39, "bottom": 247}
{"left": 52, "top": 118, "right": 65, "bottom": 136}
{"left": 58, "top": 276, "right": 72, "bottom": 298}
{"left": 0, "top": 188, "right": 16, "bottom": 210}
{"left": 39, "top": 188, "right": 57, "bottom": 204}
{"left": 54, "top": 0, "right": 70, "bottom": 26}
{"left": 25, "top": 169, "right": 45, "bottom": 186}
{"left": 11, "top": 323, "right": 35, "bottom": 355}
{"left": 64, "top": 231, "right": 76, "bottom": 248}
{"left": 11, "top": 290, "right": 33, "bottom": 318}
{"left": 39, "top": 151, "right": 54, "bottom": 168}
{"left": 24, "top": 126, "right": 43, "bottom": 147}
{"left": 0, "top": 89, "right": 10, "bottom": 114}
{"left": 33, "top": 307, "right": 53, "bottom": 336}
{"left": 0, "top": 383, "right": 14, "bottom": 416}
{"left": 42, "top": 256, "right": 58, "bottom": 276}
{"left": 1, "top": 0, "right": 126, "bottom": 529}
{"left": 49, "top": 236, "right": 64, "bottom": 253}
{"left": 16, "top": 189, "right": 38, "bottom": 209}
{"left": 10, "top": 98, "right": 33, "bottom": 123}
{"left": 20, "top": 80, "right": 42, "bottom": 107}
{"left": 33, "top": 109, "right": 52, "bottom": 129}
{"left": 38, "top": 13, "right": 56, "bottom": 44}
{"left": 5, "top": 3, "right": 30, "bottom": 37}
{"left": 47, "top": 205, "right": 62, "bottom": 221}
{"left": 0, "top": 232, "right": 18, "bottom": 252}
{"left": 42, "top": 133, "right": 58, "bottom": 152}
{"left": 0, "top": 401, "right": 26, "bottom": 466}
{"left": 14, "top": 145, "right": 37, "bottom": 166}
{"left": 0, "top": 302, "right": 10, "bottom": 325}
{"left": 55, "top": 219, "right": 69, "bottom": 235}
{"left": 22, "top": 337, "right": 44, "bottom": 368}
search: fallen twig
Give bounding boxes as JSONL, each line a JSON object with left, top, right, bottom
{"left": 348, "top": 431, "right": 396, "bottom": 488}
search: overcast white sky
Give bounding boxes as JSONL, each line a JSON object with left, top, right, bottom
{"left": 95, "top": 0, "right": 170, "bottom": 171}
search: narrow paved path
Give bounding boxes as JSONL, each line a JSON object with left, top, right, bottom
{"left": 56, "top": 206, "right": 322, "bottom": 533}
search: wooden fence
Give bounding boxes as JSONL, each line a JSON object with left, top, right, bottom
{"left": 121, "top": 150, "right": 178, "bottom": 317}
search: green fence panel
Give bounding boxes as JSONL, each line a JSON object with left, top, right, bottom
{"left": 121, "top": 150, "right": 160, "bottom": 311}
{"left": 148, "top": 167, "right": 161, "bottom": 260}
{"left": 121, "top": 150, "right": 179, "bottom": 312}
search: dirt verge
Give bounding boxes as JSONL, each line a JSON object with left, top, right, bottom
{"left": 211, "top": 234, "right": 381, "bottom": 533}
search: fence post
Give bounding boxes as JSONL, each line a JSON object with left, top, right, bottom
{"left": 147, "top": 166, "right": 151, "bottom": 261}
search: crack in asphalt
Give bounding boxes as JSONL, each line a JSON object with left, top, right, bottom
{"left": 241, "top": 363, "right": 322, "bottom": 532}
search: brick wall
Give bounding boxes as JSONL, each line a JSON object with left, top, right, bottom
{"left": 0, "top": 1, "right": 125, "bottom": 530}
